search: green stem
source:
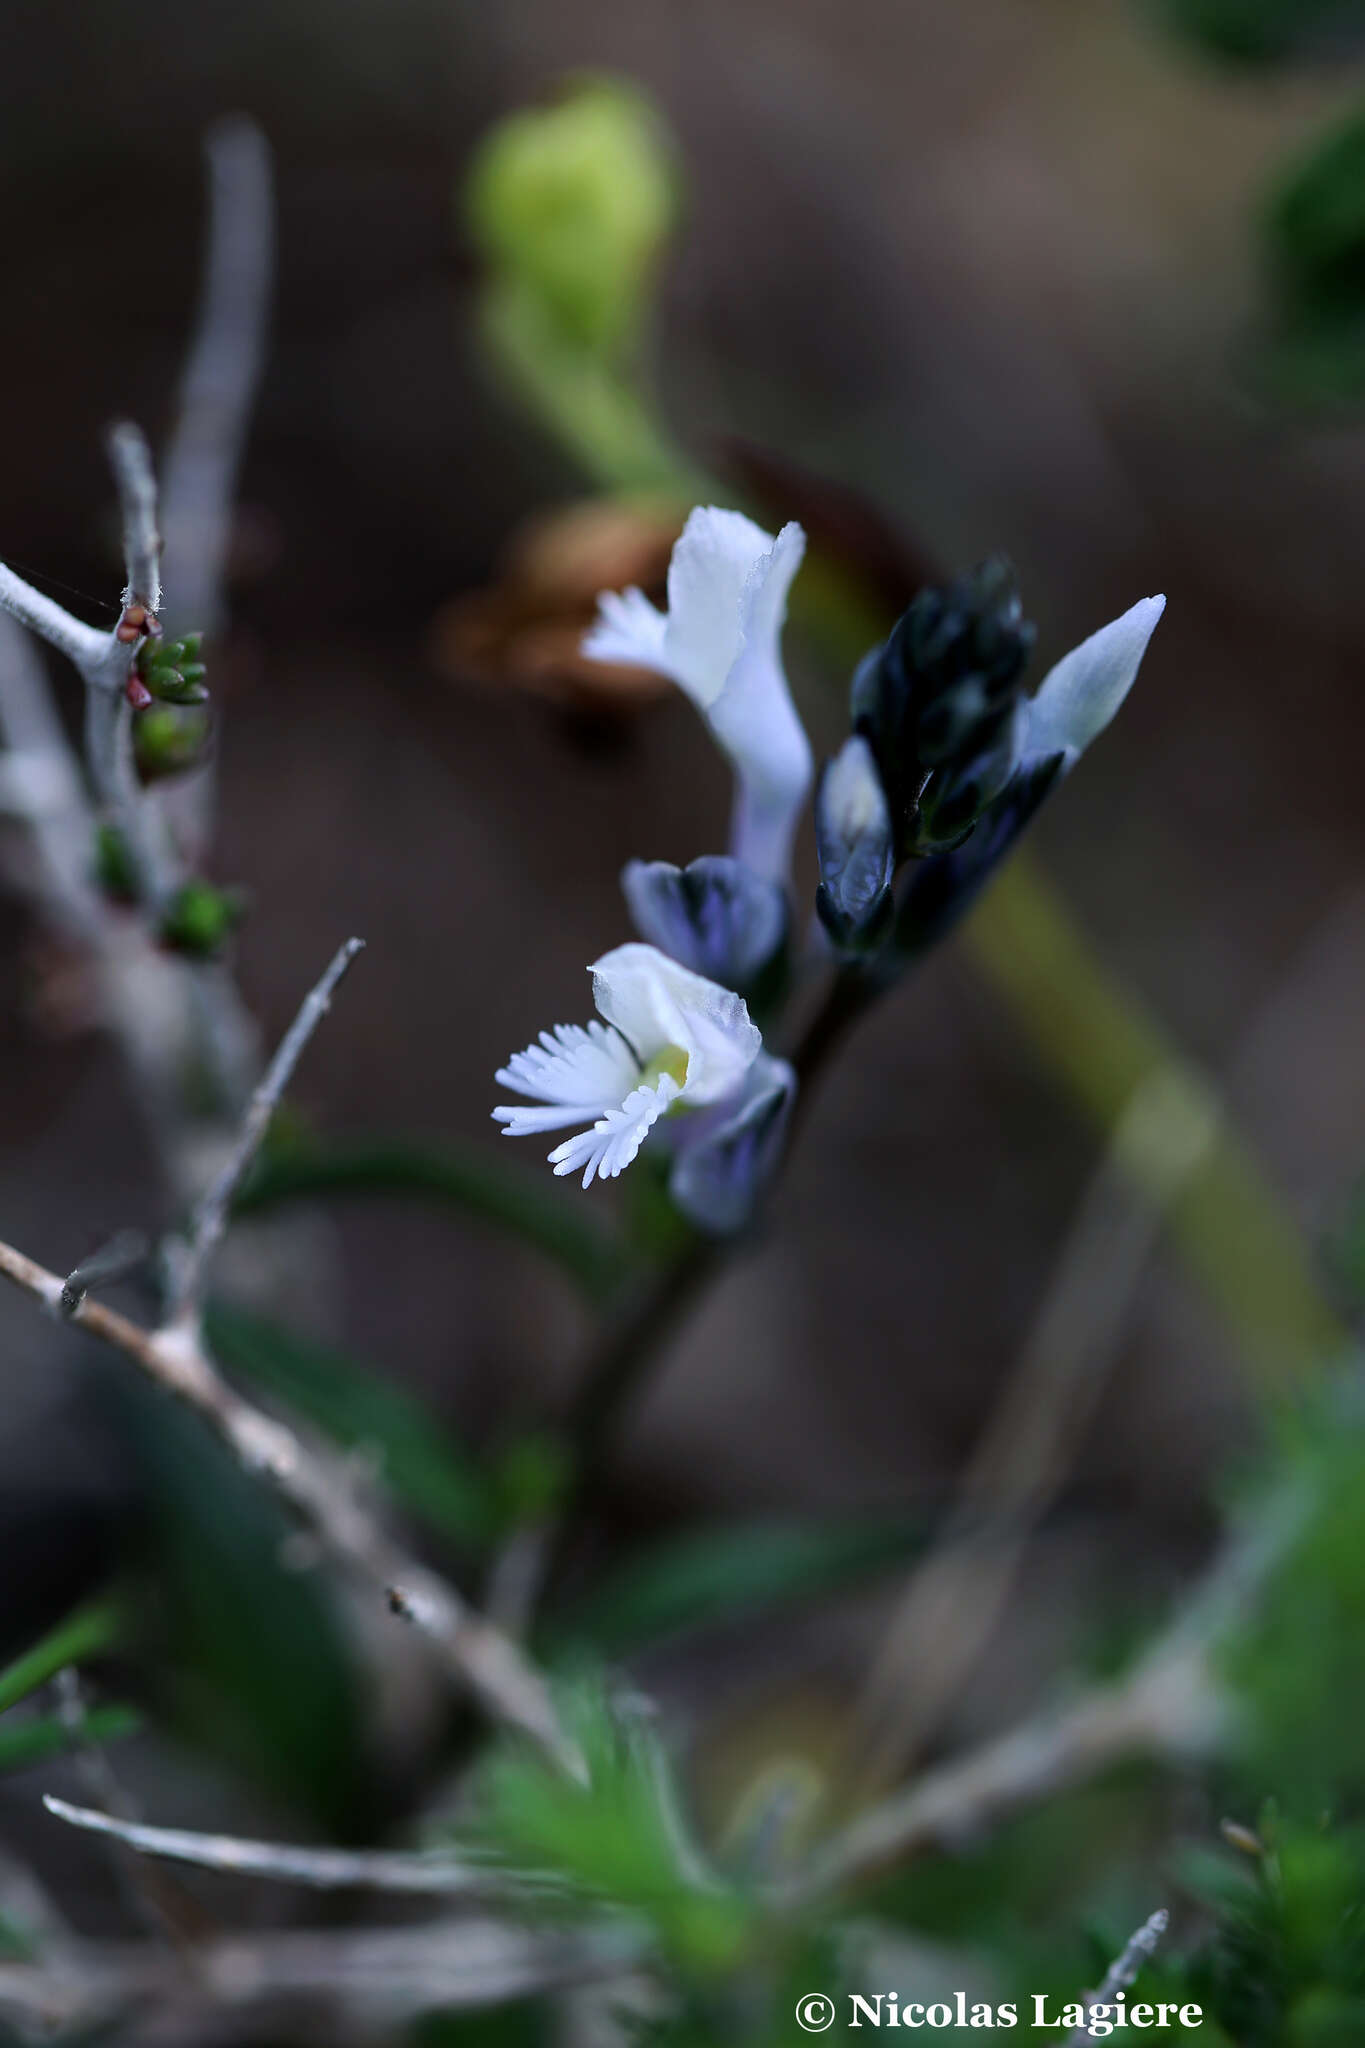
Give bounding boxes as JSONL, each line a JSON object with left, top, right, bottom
{"left": 0, "top": 1598, "right": 123, "bottom": 1716}
{"left": 963, "top": 854, "right": 1347, "bottom": 1389}
{"left": 0, "top": 1705, "right": 140, "bottom": 1774}
{"left": 563, "top": 1231, "right": 723, "bottom": 1479}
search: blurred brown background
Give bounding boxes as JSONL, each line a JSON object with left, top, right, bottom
{"left": 3, "top": 0, "right": 1365, "bottom": 1757}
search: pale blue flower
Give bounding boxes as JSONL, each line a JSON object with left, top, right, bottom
{"left": 583, "top": 506, "right": 811, "bottom": 883}
{"left": 494, "top": 942, "right": 762, "bottom": 1188}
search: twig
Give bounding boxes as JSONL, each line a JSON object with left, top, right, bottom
{"left": 0, "top": 612, "right": 102, "bottom": 943}
{"left": 166, "top": 936, "right": 365, "bottom": 1321}
{"left": 0, "top": 1234, "right": 580, "bottom": 1777}
{"left": 778, "top": 1499, "right": 1300, "bottom": 1910}
{"left": 844, "top": 1066, "right": 1220, "bottom": 1796}
{"left": 0, "top": 1917, "right": 647, "bottom": 2036}
{"left": 0, "top": 563, "right": 107, "bottom": 676}
{"left": 42, "top": 1797, "right": 508, "bottom": 1897}
{"left": 1066, "top": 1910, "right": 1168, "bottom": 2044}
{"left": 776, "top": 1639, "right": 1218, "bottom": 1910}
{"left": 0, "top": 441, "right": 174, "bottom": 914}
{"left": 61, "top": 1230, "right": 149, "bottom": 1317}
{"left": 107, "top": 422, "right": 162, "bottom": 618}
{"left": 0, "top": 597, "right": 252, "bottom": 1169}
{"left": 160, "top": 115, "right": 273, "bottom": 637}
{"left": 51, "top": 1674, "right": 203, "bottom": 1948}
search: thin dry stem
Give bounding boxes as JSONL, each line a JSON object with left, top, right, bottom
{"left": 847, "top": 1067, "right": 1220, "bottom": 1794}
{"left": 166, "top": 936, "right": 365, "bottom": 1319}
{"left": 0, "top": 1235, "right": 580, "bottom": 1775}
{"left": 108, "top": 421, "right": 163, "bottom": 617}
{"left": 1066, "top": 1910, "right": 1169, "bottom": 2043}
{"left": 43, "top": 1798, "right": 502, "bottom": 1897}
{"left": 160, "top": 115, "right": 273, "bottom": 636}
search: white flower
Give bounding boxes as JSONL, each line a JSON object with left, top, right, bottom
{"left": 1020, "top": 595, "right": 1166, "bottom": 768}
{"left": 493, "top": 942, "right": 762, "bottom": 1187}
{"left": 582, "top": 505, "right": 811, "bottom": 884}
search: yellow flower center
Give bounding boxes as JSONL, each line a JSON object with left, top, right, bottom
{"left": 640, "top": 1043, "right": 689, "bottom": 1092}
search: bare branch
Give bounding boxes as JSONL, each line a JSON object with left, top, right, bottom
{"left": 778, "top": 1501, "right": 1300, "bottom": 1910}
{"left": 161, "top": 116, "right": 273, "bottom": 636}
{"left": 0, "top": 1235, "right": 580, "bottom": 1776}
{"left": 0, "top": 613, "right": 102, "bottom": 942}
{"left": 167, "top": 936, "right": 365, "bottom": 1319}
{"left": 0, "top": 562, "right": 108, "bottom": 674}
{"left": 776, "top": 1640, "right": 1219, "bottom": 1910}
{"left": 107, "top": 421, "right": 162, "bottom": 618}
{"left": 1066, "top": 1910, "right": 1169, "bottom": 2044}
{"left": 0, "top": 1918, "right": 646, "bottom": 2036}
{"left": 50, "top": 1675, "right": 200, "bottom": 1947}
{"left": 43, "top": 1797, "right": 504, "bottom": 1897}
{"left": 61, "top": 1230, "right": 149, "bottom": 1317}
{"left": 846, "top": 1069, "right": 1220, "bottom": 1795}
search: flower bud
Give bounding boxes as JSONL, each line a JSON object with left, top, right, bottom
{"left": 136, "top": 631, "right": 210, "bottom": 705}
{"left": 93, "top": 824, "right": 139, "bottom": 904}
{"left": 159, "top": 879, "right": 246, "bottom": 958}
{"left": 621, "top": 856, "right": 787, "bottom": 995}
{"left": 133, "top": 703, "right": 211, "bottom": 784}
{"left": 669, "top": 1054, "right": 795, "bottom": 1235}
{"left": 814, "top": 736, "right": 895, "bottom": 953}
{"left": 465, "top": 78, "right": 677, "bottom": 357}
{"left": 851, "top": 556, "right": 1035, "bottom": 851}
{"left": 895, "top": 753, "right": 1063, "bottom": 959}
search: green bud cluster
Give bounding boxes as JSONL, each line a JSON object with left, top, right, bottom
{"left": 134, "top": 703, "right": 211, "bottom": 783}
{"left": 158, "top": 878, "right": 246, "bottom": 959}
{"left": 136, "top": 629, "right": 209, "bottom": 706}
{"left": 93, "top": 823, "right": 139, "bottom": 904}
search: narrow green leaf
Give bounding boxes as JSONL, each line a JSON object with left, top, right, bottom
{"left": 0, "top": 1600, "right": 122, "bottom": 1718}
{"left": 550, "top": 1514, "right": 930, "bottom": 1658}
{"left": 205, "top": 1303, "right": 499, "bottom": 1551}
{"left": 0, "top": 1705, "right": 141, "bottom": 1775}
{"left": 234, "top": 1138, "right": 633, "bottom": 1307}
{"left": 116, "top": 1380, "right": 373, "bottom": 1837}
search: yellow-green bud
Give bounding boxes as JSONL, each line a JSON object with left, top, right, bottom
{"left": 465, "top": 77, "right": 677, "bottom": 356}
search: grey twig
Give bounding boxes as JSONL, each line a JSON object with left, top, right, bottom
{"left": 42, "top": 1797, "right": 507, "bottom": 1897}
{"left": 0, "top": 565, "right": 108, "bottom": 677}
{"left": 845, "top": 1068, "right": 1220, "bottom": 1796}
{"left": 107, "top": 421, "right": 163, "bottom": 618}
{"left": 1066, "top": 1910, "right": 1169, "bottom": 2043}
{"left": 0, "top": 430, "right": 176, "bottom": 915}
{"left": 160, "top": 116, "right": 273, "bottom": 635}
{"left": 0, "top": 1235, "right": 580, "bottom": 1776}
{"left": 50, "top": 1675, "right": 199, "bottom": 1948}
{"left": 61, "top": 1230, "right": 150, "bottom": 1317}
{"left": 777, "top": 1499, "right": 1299, "bottom": 1911}
{"left": 0, "top": 1917, "right": 646, "bottom": 2037}
{"left": 167, "top": 936, "right": 365, "bottom": 1320}
{"left": 0, "top": 613, "right": 101, "bottom": 943}
{"left": 777, "top": 1642, "right": 1219, "bottom": 1910}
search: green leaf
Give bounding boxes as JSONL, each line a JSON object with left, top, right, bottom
{"left": 205, "top": 1303, "right": 499, "bottom": 1551}
{"left": 112, "top": 1379, "right": 374, "bottom": 1837}
{"left": 1154, "top": 0, "right": 1365, "bottom": 63}
{"left": 0, "top": 1704, "right": 141, "bottom": 1775}
{"left": 475, "top": 1681, "right": 753, "bottom": 1977}
{"left": 234, "top": 1137, "right": 634, "bottom": 1308}
{"left": 549, "top": 1513, "right": 930, "bottom": 1658}
{"left": 0, "top": 1599, "right": 122, "bottom": 1717}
